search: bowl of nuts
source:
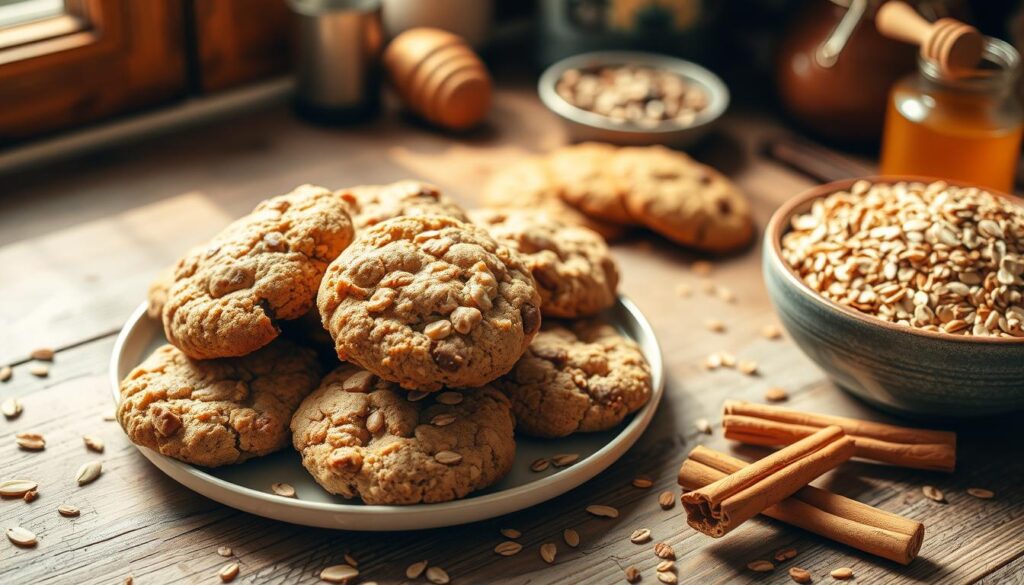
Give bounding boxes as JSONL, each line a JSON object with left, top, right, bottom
{"left": 764, "top": 177, "right": 1024, "bottom": 418}
{"left": 538, "top": 51, "right": 729, "bottom": 148}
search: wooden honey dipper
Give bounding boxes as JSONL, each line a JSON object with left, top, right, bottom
{"left": 383, "top": 27, "right": 492, "bottom": 130}
{"left": 876, "top": 1, "right": 984, "bottom": 77}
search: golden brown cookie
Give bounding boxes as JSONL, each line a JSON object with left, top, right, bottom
{"left": 548, "top": 143, "right": 634, "bottom": 225}
{"left": 117, "top": 339, "right": 321, "bottom": 467}
{"left": 146, "top": 266, "right": 175, "bottom": 319}
{"left": 494, "top": 321, "right": 652, "bottom": 438}
{"left": 469, "top": 208, "right": 619, "bottom": 318}
{"left": 163, "top": 185, "right": 355, "bottom": 360}
{"left": 339, "top": 180, "right": 469, "bottom": 230}
{"left": 291, "top": 364, "right": 516, "bottom": 504}
{"left": 318, "top": 215, "right": 542, "bottom": 391}
{"left": 483, "top": 157, "right": 627, "bottom": 240}
{"left": 611, "top": 146, "right": 754, "bottom": 252}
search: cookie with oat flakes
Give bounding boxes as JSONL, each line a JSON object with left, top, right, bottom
{"left": 548, "top": 143, "right": 635, "bottom": 225}
{"left": 469, "top": 207, "right": 619, "bottom": 318}
{"left": 290, "top": 364, "right": 515, "bottom": 504}
{"left": 339, "top": 180, "right": 469, "bottom": 230}
{"left": 162, "top": 184, "right": 355, "bottom": 360}
{"left": 494, "top": 320, "right": 652, "bottom": 438}
{"left": 317, "top": 215, "right": 542, "bottom": 391}
{"left": 117, "top": 339, "right": 321, "bottom": 467}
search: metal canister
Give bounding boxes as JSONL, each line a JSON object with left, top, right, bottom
{"left": 288, "top": 0, "right": 384, "bottom": 122}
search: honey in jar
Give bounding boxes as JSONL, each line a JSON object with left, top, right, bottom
{"left": 880, "top": 37, "right": 1023, "bottom": 193}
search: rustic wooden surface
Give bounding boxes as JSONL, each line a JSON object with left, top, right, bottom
{"left": 1, "top": 83, "right": 1022, "bottom": 585}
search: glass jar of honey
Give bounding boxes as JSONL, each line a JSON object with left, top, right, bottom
{"left": 879, "top": 36, "right": 1022, "bottom": 193}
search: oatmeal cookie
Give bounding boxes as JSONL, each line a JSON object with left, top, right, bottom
{"left": 494, "top": 321, "right": 652, "bottom": 438}
{"left": 291, "top": 364, "right": 516, "bottom": 504}
{"left": 147, "top": 266, "right": 176, "bottom": 319}
{"left": 548, "top": 143, "right": 634, "bottom": 225}
{"left": 611, "top": 146, "right": 754, "bottom": 253}
{"left": 339, "top": 180, "right": 469, "bottom": 230}
{"left": 117, "top": 339, "right": 321, "bottom": 467}
{"left": 469, "top": 208, "right": 619, "bottom": 318}
{"left": 163, "top": 185, "right": 355, "bottom": 360}
{"left": 318, "top": 215, "right": 542, "bottom": 390}
{"left": 483, "top": 157, "right": 626, "bottom": 240}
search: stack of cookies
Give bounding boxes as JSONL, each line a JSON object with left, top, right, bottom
{"left": 119, "top": 181, "right": 653, "bottom": 505}
{"left": 485, "top": 143, "right": 755, "bottom": 253}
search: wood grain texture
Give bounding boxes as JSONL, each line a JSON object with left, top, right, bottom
{"left": 1, "top": 86, "right": 1021, "bottom": 584}
{"left": 192, "top": 0, "right": 290, "bottom": 93}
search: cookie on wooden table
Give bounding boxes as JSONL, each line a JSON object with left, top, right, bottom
{"left": 162, "top": 185, "right": 355, "bottom": 360}
{"left": 339, "top": 180, "right": 469, "bottom": 230}
{"left": 470, "top": 208, "right": 619, "bottom": 318}
{"left": 483, "top": 157, "right": 626, "bottom": 240}
{"left": 317, "top": 215, "right": 542, "bottom": 391}
{"left": 548, "top": 143, "right": 634, "bottom": 225}
{"left": 494, "top": 321, "right": 652, "bottom": 438}
{"left": 611, "top": 146, "right": 754, "bottom": 253}
{"left": 117, "top": 339, "right": 321, "bottom": 467}
{"left": 291, "top": 364, "right": 516, "bottom": 504}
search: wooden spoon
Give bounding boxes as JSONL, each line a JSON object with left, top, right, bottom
{"left": 876, "top": 1, "right": 983, "bottom": 77}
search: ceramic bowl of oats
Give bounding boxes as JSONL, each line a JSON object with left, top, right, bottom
{"left": 764, "top": 176, "right": 1024, "bottom": 418}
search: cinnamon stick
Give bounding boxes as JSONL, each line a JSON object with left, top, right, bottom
{"left": 680, "top": 425, "right": 855, "bottom": 538}
{"left": 722, "top": 400, "right": 956, "bottom": 473}
{"left": 678, "top": 445, "right": 925, "bottom": 565}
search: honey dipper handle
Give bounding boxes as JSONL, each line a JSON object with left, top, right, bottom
{"left": 876, "top": 1, "right": 934, "bottom": 45}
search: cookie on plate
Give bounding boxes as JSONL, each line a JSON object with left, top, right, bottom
{"left": 494, "top": 321, "right": 652, "bottom": 438}
{"left": 318, "top": 215, "right": 542, "bottom": 390}
{"left": 339, "top": 180, "right": 469, "bottom": 230}
{"left": 291, "top": 364, "right": 516, "bottom": 504}
{"left": 483, "top": 157, "right": 626, "bottom": 241}
{"left": 162, "top": 184, "right": 355, "bottom": 360}
{"left": 611, "top": 145, "right": 753, "bottom": 253}
{"left": 117, "top": 339, "right": 321, "bottom": 467}
{"left": 147, "top": 266, "right": 175, "bottom": 319}
{"left": 469, "top": 208, "right": 619, "bottom": 318}
{"left": 548, "top": 143, "right": 634, "bottom": 225}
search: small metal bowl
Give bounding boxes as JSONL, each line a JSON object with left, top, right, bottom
{"left": 538, "top": 51, "right": 729, "bottom": 149}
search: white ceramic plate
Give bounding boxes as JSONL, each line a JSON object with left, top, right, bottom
{"left": 109, "top": 297, "right": 664, "bottom": 530}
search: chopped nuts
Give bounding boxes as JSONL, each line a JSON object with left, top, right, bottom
{"left": 540, "top": 542, "right": 557, "bottom": 564}
{"left": 319, "top": 564, "right": 358, "bottom": 583}
{"left": 342, "top": 371, "right": 375, "bottom": 393}
{"left": 434, "top": 451, "right": 462, "bottom": 465}
{"left": 632, "top": 476, "right": 653, "bottom": 489}
{"left": 218, "top": 562, "right": 240, "bottom": 582}
{"left": 563, "top": 528, "right": 580, "bottom": 548}
{"left": 658, "top": 491, "right": 676, "bottom": 510}
{"left": 788, "top": 567, "right": 812, "bottom": 583}
{"left": 530, "top": 458, "right": 550, "bottom": 472}
{"left": 653, "top": 542, "right": 675, "bottom": 560}
{"left": 494, "top": 541, "right": 522, "bottom": 556}
{"left": 586, "top": 504, "right": 619, "bottom": 518}
{"left": 6, "top": 526, "right": 37, "bottom": 547}
{"left": 271, "top": 482, "right": 296, "bottom": 498}
{"left": 922, "top": 485, "right": 945, "bottom": 502}
{"left": 30, "top": 347, "right": 55, "bottom": 361}
{"left": 23, "top": 489, "right": 38, "bottom": 503}
{"left": 551, "top": 453, "right": 579, "bottom": 467}
{"left": 747, "top": 560, "right": 774, "bottom": 572}
{"left": 764, "top": 387, "right": 789, "bottom": 402}
{"left": 58, "top": 504, "right": 81, "bottom": 517}
{"left": 2, "top": 397, "right": 22, "bottom": 419}
{"left": 556, "top": 65, "right": 709, "bottom": 127}
{"left": 83, "top": 435, "right": 105, "bottom": 453}
{"left": 625, "top": 566, "right": 640, "bottom": 583}
{"left": 500, "top": 528, "right": 521, "bottom": 539}
{"left": 1, "top": 479, "right": 38, "bottom": 498}
{"left": 75, "top": 461, "right": 102, "bottom": 486}
{"left": 424, "top": 320, "right": 453, "bottom": 341}
{"left": 830, "top": 567, "right": 854, "bottom": 579}
{"left": 406, "top": 560, "right": 428, "bottom": 579}
{"left": 16, "top": 432, "right": 45, "bottom": 451}
{"left": 425, "top": 566, "right": 450, "bottom": 584}
{"left": 967, "top": 487, "right": 995, "bottom": 499}
{"left": 629, "top": 528, "right": 652, "bottom": 544}
{"left": 217, "top": 546, "right": 233, "bottom": 557}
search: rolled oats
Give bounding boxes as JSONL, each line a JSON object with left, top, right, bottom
{"left": 540, "top": 542, "right": 557, "bottom": 564}
{"left": 586, "top": 504, "right": 619, "bottom": 518}
{"left": 563, "top": 528, "right": 580, "bottom": 548}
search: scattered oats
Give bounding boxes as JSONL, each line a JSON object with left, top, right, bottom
{"left": 657, "top": 571, "right": 677, "bottom": 584}
{"left": 83, "top": 435, "right": 105, "bottom": 453}
{"left": 58, "top": 504, "right": 80, "bottom": 517}
{"left": 738, "top": 360, "right": 759, "bottom": 375}
{"left": 435, "top": 451, "right": 462, "bottom": 465}
{"left": 967, "top": 487, "right": 995, "bottom": 499}
{"left": 625, "top": 566, "right": 640, "bottom": 583}
{"left": 435, "top": 391, "right": 463, "bottom": 405}
{"left": 23, "top": 489, "right": 38, "bottom": 503}
{"left": 702, "top": 353, "right": 722, "bottom": 370}
{"left": 75, "top": 461, "right": 102, "bottom": 486}
{"left": 676, "top": 283, "right": 692, "bottom": 298}
{"left": 16, "top": 432, "right": 45, "bottom": 451}
{"left": 271, "top": 482, "right": 296, "bottom": 498}
{"left": 2, "top": 397, "right": 23, "bottom": 419}
{"left": 774, "top": 547, "right": 798, "bottom": 562}
{"left": 431, "top": 413, "right": 456, "bottom": 427}
{"left": 406, "top": 560, "right": 428, "bottom": 579}
{"left": 719, "top": 352, "right": 736, "bottom": 367}
{"left": 695, "top": 418, "right": 711, "bottom": 434}
{"left": 407, "top": 391, "right": 429, "bottom": 402}
{"left": 30, "top": 348, "right": 55, "bottom": 361}
{"left": 6, "top": 526, "right": 37, "bottom": 547}
{"left": 747, "top": 560, "right": 774, "bottom": 572}
{"left": 586, "top": 504, "right": 619, "bottom": 518}
{"left": 500, "top": 528, "right": 521, "bottom": 539}
{"left": 494, "top": 541, "right": 522, "bottom": 556}
{"left": 563, "top": 528, "right": 580, "bottom": 548}
{"left": 632, "top": 476, "right": 653, "bottom": 489}
{"left": 830, "top": 567, "right": 854, "bottom": 579}
{"left": 629, "top": 528, "right": 651, "bottom": 544}
{"left": 705, "top": 319, "right": 726, "bottom": 333}
{"left": 788, "top": 567, "right": 812, "bottom": 584}
{"left": 922, "top": 485, "right": 945, "bottom": 502}
{"left": 124, "top": 577, "right": 133, "bottom": 585}
{"left": 344, "top": 553, "right": 358, "bottom": 568}
{"left": 1, "top": 480, "right": 38, "bottom": 497}
{"left": 764, "top": 387, "right": 789, "bottom": 402}
{"left": 217, "top": 546, "right": 233, "bottom": 557}
{"left": 319, "top": 564, "right": 358, "bottom": 583}
{"left": 658, "top": 491, "right": 676, "bottom": 510}
{"left": 366, "top": 410, "right": 385, "bottom": 433}
{"left": 103, "top": 411, "right": 117, "bottom": 421}
{"left": 0, "top": 366, "right": 11, "bottom": 382}
{"left": 540, "top": 542, "right": 557, "bottom": 564}
{"left": 530, "top": 458, "right": 550, "bottom": 472}
{"left": 717, "top": 287, "right": 737, "bottom": 303}
{"left": 654, "top": 542, "right": 675, "bottom": 560}
{"left": 29, "top": 364, "right": 49, "bottom": 377}
{"left": 691, "top": 261, "right": 714, "bottom": 276}
{"left": 656, "top": 560, "right": 675, "bottom": 572}
{"left": 760, "top": 324, "right": 783, "bottom": 340}
{"left": 426, "top": 566, "right": 450, "bottom": 584}
{"left": 342, "top": 370, "right": 375, "bottom": 393}
{"left": 551, "top": 453, "right": 579, "bottom": 467}
{"left": 700, "top": 279, "right": 717, "bottom": 294}
{"left": 218, "top": 562, "right": 239, "bottom": 582}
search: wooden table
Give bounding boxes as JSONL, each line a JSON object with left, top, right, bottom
{"left": 2, "top": 83, "right": 1022, "bottom": 585}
